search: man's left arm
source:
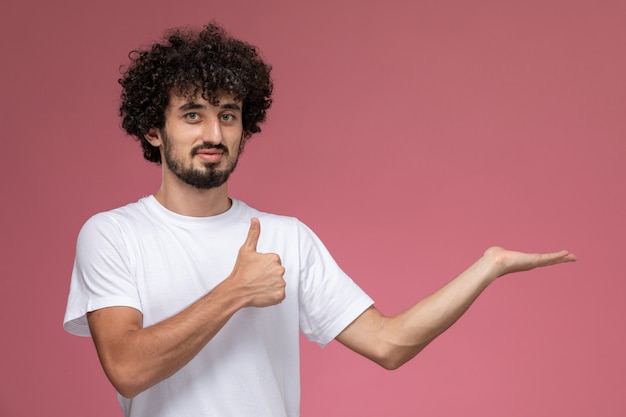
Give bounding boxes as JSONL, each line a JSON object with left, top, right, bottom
{"left": 335, "top": 246, "right": 576, "bottom": 370}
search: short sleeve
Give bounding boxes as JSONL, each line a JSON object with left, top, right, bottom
{"left": 63, "top": 213, "right": 142, "bottom": 336}
{"left": 297, "top": 222, "right": 373, "bottom": 347}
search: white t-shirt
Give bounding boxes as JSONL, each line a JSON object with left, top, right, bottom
{"left": 64, "top": 196, "right": 373, "bottom": 417}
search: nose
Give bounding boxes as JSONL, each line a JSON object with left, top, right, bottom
{"left": 203, "top": 118, "right": 223, "bottom": 145}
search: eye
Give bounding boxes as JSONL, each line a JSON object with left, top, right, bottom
{"left": 185, "top": 112, "right": 200, "bottom": 121}
{"left": 221, "top": 113, "right": 235, "bottom": 122}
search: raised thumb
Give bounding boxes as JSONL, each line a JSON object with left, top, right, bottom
{"left": 242, "top": 217, "right": 261, "bottom": 252}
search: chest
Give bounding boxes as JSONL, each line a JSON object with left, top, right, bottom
{"left": 125, "top": 224, "right": 299, "bottom": 326}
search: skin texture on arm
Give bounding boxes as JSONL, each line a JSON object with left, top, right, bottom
{"left": 87, "top": 218, "right": 285, "bottom": 398}
{"left": 336, "top": 247, "right": 577, "bottom": 370}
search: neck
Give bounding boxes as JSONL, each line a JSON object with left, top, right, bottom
{"left": 153, "top": 179, "right": 232, "bottom": 217}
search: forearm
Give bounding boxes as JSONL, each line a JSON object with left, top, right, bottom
{"left": 89, "top": 278, "right": 246, "bottom": 398}
{"left": 343, "top": 246, "right": 575, "bottom": 369}
{"left": 379, "top": 254, "right": 499, "bottom": 368}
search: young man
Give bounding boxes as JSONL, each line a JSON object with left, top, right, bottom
{"left": 63, "top": 23, "right": 576, "bottom": 417}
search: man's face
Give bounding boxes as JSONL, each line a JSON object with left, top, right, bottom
{"left": 153, "top": 92, "right": 244, "bottom": 189}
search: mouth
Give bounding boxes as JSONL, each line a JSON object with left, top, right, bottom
{"left": 195, "top": 149, "right": 224, "bottom": 163}
{"left": 193, "top": 144, "right": 227, "bottom": 164}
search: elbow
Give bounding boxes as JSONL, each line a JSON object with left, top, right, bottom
{"left": 376, "top": 345, "right": 425, "bottom": 371}
{"left": 114, "top": 383, "right": 143, "bottom": 400}
{"left": 377, "top": 354, "right": 409, "bottom": 371}
{"left": 379, "top": 358, "right": 404, "bottom": 371}
{"left": 102, "top": 363, "right": 150, "bottom": 399}
{"left": 110, "top": 376, "right": 146, "bottom": 399}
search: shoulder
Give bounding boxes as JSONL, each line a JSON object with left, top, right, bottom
{"left": 237, "top": 202, "right": 333, "bottom": 259}
{"left": 77, "top": 197, "right": 153, "bottom": 243}
{"left": 233, "top": 199, "right": 318, "bottom": 245}
{"left": 234, "top": 199, "right": 302, "bottom": 229}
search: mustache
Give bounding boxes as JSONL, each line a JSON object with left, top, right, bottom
{"left": 191, "top": 143, "right": 229, "bottom": 155}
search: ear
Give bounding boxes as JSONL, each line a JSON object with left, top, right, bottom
{"left": 145, "top": 128, "right": 162, "bottom": 147}
{"left": 238, "top": 133, "right": 247, "bottom": 154}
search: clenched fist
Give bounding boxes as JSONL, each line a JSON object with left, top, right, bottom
{"left": 228, "top": 217, "right": 286, "bottom": 307}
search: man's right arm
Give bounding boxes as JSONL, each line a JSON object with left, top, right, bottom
{"left": 87, "top": 218, "right": 285, "bottom": 398}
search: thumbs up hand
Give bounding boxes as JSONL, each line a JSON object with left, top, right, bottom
{"left": 227, "top": 218, "right": 286, "bottom": 307}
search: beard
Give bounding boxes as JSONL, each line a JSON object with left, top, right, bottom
{"left": 161, "top": 132, "right": 240, "bottom": 190}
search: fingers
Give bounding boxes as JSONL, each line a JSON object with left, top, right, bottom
{"left": 540, "top": 250, "right": 577, "bottom": 266}
{"left": 239, "top": 218, "right": 284, "bottom": 266}
{"left": 231, "top": 218, "right": 286, "bottom": 308}
{"left": 242, "top": 217, "right": 261, "bottom": 252}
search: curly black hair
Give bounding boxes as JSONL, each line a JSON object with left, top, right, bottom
{"left": 118, "top": 23, "right": 273, "bottom": 164}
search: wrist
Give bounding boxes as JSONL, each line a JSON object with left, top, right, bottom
{"left": 481, "top": 247, "right": 509, "bottom": 280}
{"left": 208, "top": 276, "right": 249, "bottom": 313}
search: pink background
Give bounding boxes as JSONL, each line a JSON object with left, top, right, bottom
{"left": 2, "top": 0, "right": 624, "bottom": 415}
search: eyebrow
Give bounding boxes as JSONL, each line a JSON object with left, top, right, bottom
{"left": 220, "top": 102, "right": 242, "bottom": 111}
{"left": 176, "top": 101, "right": 242, "bottom": 112}
{"left": 177, "top": 102, "right": 206, "bottom": 112}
